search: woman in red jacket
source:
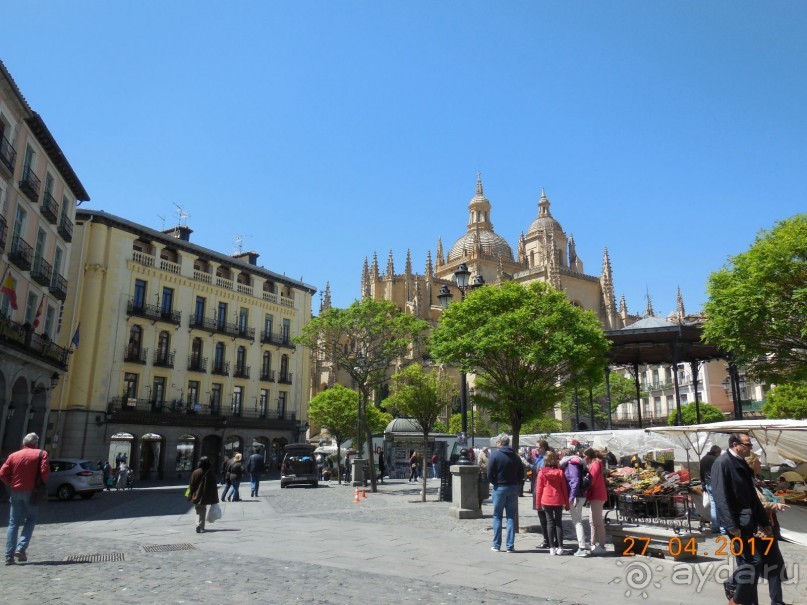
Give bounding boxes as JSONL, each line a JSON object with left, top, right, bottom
{"left": 584, "top": 448, "right": 608, "bottom": 556}
{"left": 535, "top": 451, "right": 569, "bottom": 555}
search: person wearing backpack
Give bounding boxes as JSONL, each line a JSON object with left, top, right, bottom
{"left": 559, "top": 448, "right": 591, "bottom": 557}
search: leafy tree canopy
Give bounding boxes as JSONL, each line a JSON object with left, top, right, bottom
{"left": 430, "top": 281, "right": 609, "bottom": 450}
{"left": 704, "top": 214, "right": 807, "bottom": 383}
{"left": 560, "top": 372, "right": 643, "bottom": 429}
{"left": 667, "top": 401, "right": 725, "bottom": 426}
{"left": 308, "top": 384, "right": 358, "bottom": 445}
{"left": 384, "top": 363, "right": 455, "bottom": 501}
{"left": 448, "top": 412, "right": 493, "bottom": 437}
{"left": 762, "top": 383, "right": 807, "bottom": 420}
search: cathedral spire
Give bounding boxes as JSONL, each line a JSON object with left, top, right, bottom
{"left": 321, "top": 282, "right": 332, "bottom": 312}
{"left": 386, "top": 250, "right": 395, "bottom": 279}
{"left": 676, "top": 286, "right": 686, "bottom": 322}
{"left": 404, "top": 248, "right": 412, "bottom": 277}
{"left": 361, "top": 257, "right": 371, "bottom": 299}
{"left": 645, "top": 287, "right": 655, "bottom": 317}
{"left": 371, "top": 251, "right": 379, "bottom": 279}
{"left": 467, "top": 172, "right": 493, "bottom": 231}
{"left": 436, "top": 237, "right": 445, "bottom": 267}
{"left": 425, "top": 250, "right": 434, "bottom": 280}
{"left": 538, "top": 188, "right": 551, "bottom": 218}
{"left": 517, "top": 231, "right": 527, "bottom": 265}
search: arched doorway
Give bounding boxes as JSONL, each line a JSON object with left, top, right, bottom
{"left": 271, "top": 437, "right": 288, "bottom": 471}
{"left": 175, "top": 434, "right": 197, "bottom": 476}
{"left": 224, "top": 434, "right": 243, "bottom": 461}
{"left": 252, "top": 436, "right": 270, "bottom": 467}
{"left": 109, "top": 432, "right": 135, "bottom": 467}
{"left": 2, "top": 377, "right": 30, "bottom": 454}
{"left": 139, "top": 432, "right": 165, "bottom": 480}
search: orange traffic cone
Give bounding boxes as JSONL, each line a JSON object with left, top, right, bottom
{"left": 353, "top": 487, "right": 360, "bottom": 503}
{"left": 361, "top": 488, "right": 367, "bottom": 499}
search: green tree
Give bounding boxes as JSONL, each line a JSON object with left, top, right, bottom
{"left": 294, "top": 298, "right": 429, "bottom": 492}
{"left": 762, "top": 383, "right": 807, "bottom": 419}
{"left": 448, "top": 412, "right": 493, "bottom": 437}
{"left": 667, "top": 402, "right": 725, "bottom": 426}
{"left": 430, "top": 281, "right": 610, "bottom": 452}
{"left": 307, "top": 384, "right": 358, "bottom": 484}
{"left": 366, "top": 405, "right": 393, "bottom": 435}
{"left": 562, "top": 372, "right": 645, "bottom": 429}
{"left": 502, "top": 415, "right": 562, "bottom": 435}
{"left": 384, "top": 363, "right": 455, "bottom": 501}
{"left": 704, "top": 214, "right": 807, "bottom": 383}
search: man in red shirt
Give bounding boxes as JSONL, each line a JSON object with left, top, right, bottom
{"left": 0, "top": 432, "right": 49, "bottom": 565}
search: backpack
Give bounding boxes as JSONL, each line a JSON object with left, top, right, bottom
{"left": 576, "top": 460, "right": 592, "bottom": 496}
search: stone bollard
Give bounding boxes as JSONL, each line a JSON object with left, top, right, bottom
{"left": 449, "top": 464, "right": 483, "bottom": 519}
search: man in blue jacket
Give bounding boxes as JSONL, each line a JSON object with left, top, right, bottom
{"left": 487, "top": 435, "right": 524, "bottom": 553}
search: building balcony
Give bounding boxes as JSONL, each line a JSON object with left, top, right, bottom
{"left": 0, "top": 314, "right": 70, "bottom": 370}
{"left": 9, "top": 235, "right": 33, "bottom": 271}
{"left": 233, "top": 365, "right": 250, "bottom": 379}
{"left": 50, "top": 273, "right": 67, "bottom": 301}
{"left": 153, "top": 350, "right": 175, "bottom": 368}
{"left": 123, "top": 346, "right": 148, "bottom": 364}
{"left": 260, "top": 369, "right": 275, "bottom": 382}
{"left": 187, "top": 356, "right": 207, "bottom": 373}
{"left": 215, "top": 320, "right": 255, "bottom": 341}
{"left": 126, "top": 299, "right": 182, "bottom": 326}
{"left": 278, "top": 372, "right": 293, "bottom": 385}
{"left": 31, "top": 256, "right": 53, "bottom": 287}
{"left": 189, "top": 315, "right": 217, "bottom": 334}
{"left": 19, "top": 166, "right": 41, "bottom": 203}
{"left": 211, "top": 360, "right": 230, "bottom": 376}
{"left": 58, "top": 213, "right": 73, "bottom": 242}
{"left": 0, "top": 135, "right": 16, "bottom": 177}
{"left": 0, "top": 214, "right": 6, "bottom": 252}
{"left": 132, "top": 250, "right": 154, "bottom": 267}
{"left": 159, "top": 258, "right": 181, "bottom": 274}
{"left": 40, "top": 191, "right": 59, "bottom": 224}
{"left": 193, "top": 269, "right": 212, "bottom": 284}
{"left": 106, "top": 397, "right": 298, "bottom": 430}
{"left": 259, "top": 330, "right": 295, "bottom": 350}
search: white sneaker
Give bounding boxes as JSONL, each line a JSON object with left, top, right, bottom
{"left": 549, "top": 547, "right": 557, "bottom": 555}
{"left": 556, "top": 548, "right": 568, "bottom": 556}
{"left": 491, "top": 546, "right": 500, "bottom": 552}
{"left": 590, "top": 545, "right": 607, "bottom": 556}
{"left": 573, "top": 549, "right": 589, "bottom": 557}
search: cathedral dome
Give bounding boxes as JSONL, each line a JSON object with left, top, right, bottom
{"left": 447, "top": 173, "right": 515, "bottom": 262}
{"left": 448, "top": 229, "right": 514, "bottom": 262}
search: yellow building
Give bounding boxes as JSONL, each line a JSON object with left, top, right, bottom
{"left": 0, "top": 60, "right": 88, "bottom": 456}
{"left": 56, "top": 209, "right": 316, "bottom": 480}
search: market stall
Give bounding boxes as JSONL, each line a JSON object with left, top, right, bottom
{"left": 646, "top": 420, "right": 807, "bottom": 548}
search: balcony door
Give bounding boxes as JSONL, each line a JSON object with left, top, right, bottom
{"left": 133, "top": 279, "right": 147, "bottom": 310}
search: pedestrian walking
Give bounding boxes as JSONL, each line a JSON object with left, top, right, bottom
{"left": 530, "top": 440, "right": 551, "bottom": 548}
{"left": 220, "top": 455, "right": 232, "bottom": 498}
{"left": 583, "top": 448, "right": 608, "bottom": 556}
{"left": 700, "top": 445, "right": 722, "bottom": 533}
{"left": 246, "top": 446, "right": 264, "bottom": 497}
{"left": 102, "top": 461, "right": 112, "bottom": 491}
{"left": 224, "top": 453, "right": 244, "bottom": 501}
{"left": 711, "top": 433, "right": 772, "bottom": 605}
{"left": 378, "top": 452, "right": 386, "bottom": 483}
{"left": 487, "top": 434, "right": 523, "bottom": 553}
{"left": 187, "top": 456, "right": 219, "bottom": 533}
{"left": 116, "top": 462, "right": 129, "bottom": 490}
{"left": 431, "top": 453, "right": 439, "bottom": 480}
{"left": 0, "top": 433, "right": 50, "bottom": 565}
{"left": 535, "top": 450, "right": 569, "bottom": 555}
{"left": 559, "top": 448, "right": 590, "bottom": 557}
{"left": 408, "top": 450, "right": 418, "bottom": 482}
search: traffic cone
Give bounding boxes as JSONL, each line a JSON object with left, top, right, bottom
{"left": 361, "top": 488, "right": 367, "bottom": 499}
{"left": 353, "top": 487, "right": 360, "bottom": 503}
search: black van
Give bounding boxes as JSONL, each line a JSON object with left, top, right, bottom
{"left": 280, "top": 443, "right": 318, "bottom": 488}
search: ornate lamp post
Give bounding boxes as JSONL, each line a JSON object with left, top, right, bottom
{"left": 438, "top": 264, "right": 485, "bottom": 462}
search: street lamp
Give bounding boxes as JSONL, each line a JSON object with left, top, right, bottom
{"left": 469, "top": 387, "right": 475, "bottom": 449}
{"left": 438, "top": 264, "right": 485, "bottom": 461}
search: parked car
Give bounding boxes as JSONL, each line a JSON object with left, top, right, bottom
{"left": 280, "top": 443, "right": 318, "bottom": 488}
{"left": 46, "top": 458, "right": 104, "bottom": 500}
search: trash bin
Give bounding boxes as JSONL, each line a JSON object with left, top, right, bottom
{"left": 478, "top": 471, "right": 490, "bottom": 506}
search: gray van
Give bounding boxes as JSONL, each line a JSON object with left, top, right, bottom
{"left": 280, "top": 443, "right": 318, "bottom": 488}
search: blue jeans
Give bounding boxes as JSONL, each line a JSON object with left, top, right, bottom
{"left": 704, "top": 485, "right": 719, "bottom": 532}
{"left": 6, "top": 491, "right": 38, "bottom": 557}
{"left": 249, "top": 474, "right": 261, "bottom": 496}
{"left": 491, "top": 485, "right": 518, "bottom": 550}
{"left": 225, "top": 480, "right": 241, "bottom": 501}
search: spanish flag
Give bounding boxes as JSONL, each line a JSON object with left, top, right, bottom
{"left": 1, "top": 268, "right": 18, "bottom": 310}
{"left": 33, "top": 294, "right": 45, "bottom": 329}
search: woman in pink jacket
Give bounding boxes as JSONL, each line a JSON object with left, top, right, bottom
{"left": 535, "top": 451, "right": 570, "bottom": 555}
{"left": 584, "top": 448, "right": 608, "bottom": 555}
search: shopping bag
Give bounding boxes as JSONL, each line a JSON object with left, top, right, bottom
{"left": 206, "top": 502, "right": 222, "bottom": 523}
{"left": 184, "top": 486, "right": 191, "bottom": 499}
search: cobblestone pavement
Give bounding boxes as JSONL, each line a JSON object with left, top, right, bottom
{"left": 1, "top": 477, "right": 805, "bottom": 605}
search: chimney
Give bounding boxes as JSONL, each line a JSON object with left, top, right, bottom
{"left": 233, "top": 251, "right": 260, "bottom": 266}
{"left": 162, "top": 225, "right": 193, "bottom": 242}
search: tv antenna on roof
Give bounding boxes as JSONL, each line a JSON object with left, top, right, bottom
{"left": 157, "top": 214, "right": 166, "bottom": 230}
{"left": 173, "top": 203, "right": 190, "bottom": 227}
{"left": 233, "top": 234, "right": 252, "bottom": 255}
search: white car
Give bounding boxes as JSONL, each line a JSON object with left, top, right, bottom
{"left": 46, "top": 458, "right": 104, "bottom": 500}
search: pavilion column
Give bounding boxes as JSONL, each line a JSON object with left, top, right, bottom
{"left": 632, "top": 361, "right": 643, "bottom": 429}
{"left": 690, "top": 360, "right": 701, "bottom": 424}
{"left": 604, "top": 365, "right": 613, "bottom": 430}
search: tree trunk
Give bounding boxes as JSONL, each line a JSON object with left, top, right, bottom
{"left": 421, "top": 436, "right": 429, "bottom": 502}
{"left": 336, "top": 442, "right": 342, "bottom": 485}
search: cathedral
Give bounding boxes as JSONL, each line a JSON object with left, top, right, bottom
{"left": 354, "top": 174, "right": 631, "bottom": 330}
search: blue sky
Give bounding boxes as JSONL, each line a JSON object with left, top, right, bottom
{"left": 3, "top": 2, "right": 805, "bottom": 316}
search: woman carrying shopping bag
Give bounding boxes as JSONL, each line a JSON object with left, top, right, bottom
{"left": 188, "top": 456, "right": 220, "bottom": 533}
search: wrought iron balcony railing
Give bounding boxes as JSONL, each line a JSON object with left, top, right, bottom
{"left": 0, "top": 313, "right": 70, "bottom": 369}
{"left": 278, "top": 372, "right": 293, "bottom": 385}
{"left": 50, "top": 273, "right": 67, "bottom": 301}
{"left": 31, "top": 256, "right": 52, "bottom": 287}
{"left": 0, "top": 135, "right": 16, "bottom": 176}
{"left": 189, "top": 315, "right": 217, "bottom": 334}
{"left": 107, "top": 396, "right": 297, "bottom": 423}
{"left": 19, "top": 166, "right": 41, "bottom": 203}
{"left": 0, "top": 214, "right": 6, "bottom": 252}
{"left": 9, "top": 235, "right": 33, "bottom": 271}
{"left": 58, "top": 213, "right": 73, "bottom": 242}
{"left": 211, "top": 360, "right": 230, "bottom": 376}
{"left": 187, "top": 356, "right": 208, "bottom": 373}
{"left": 126, "top": 299, "right": 182, "bottom": 326}
{"left": 153, "top": 350, "right": 175, "bottom": 368}
{"left": 123, "top": 346, "right": 148, "bottom": 364}
{"left": 40, "top": 191, "right": 59, "bottom": 224}
{"left": 260, "top": 369, "right": 275, "bottom": 382}
{"left": 233, "top": 365, "right": 250, "bottom": 379}
{"left": 259, "top": 330, "right": 295, "bottom": 349}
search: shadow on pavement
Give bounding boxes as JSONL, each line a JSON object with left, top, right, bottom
{"left": 25, "top": 560, "right": 92, "bottom": 566}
